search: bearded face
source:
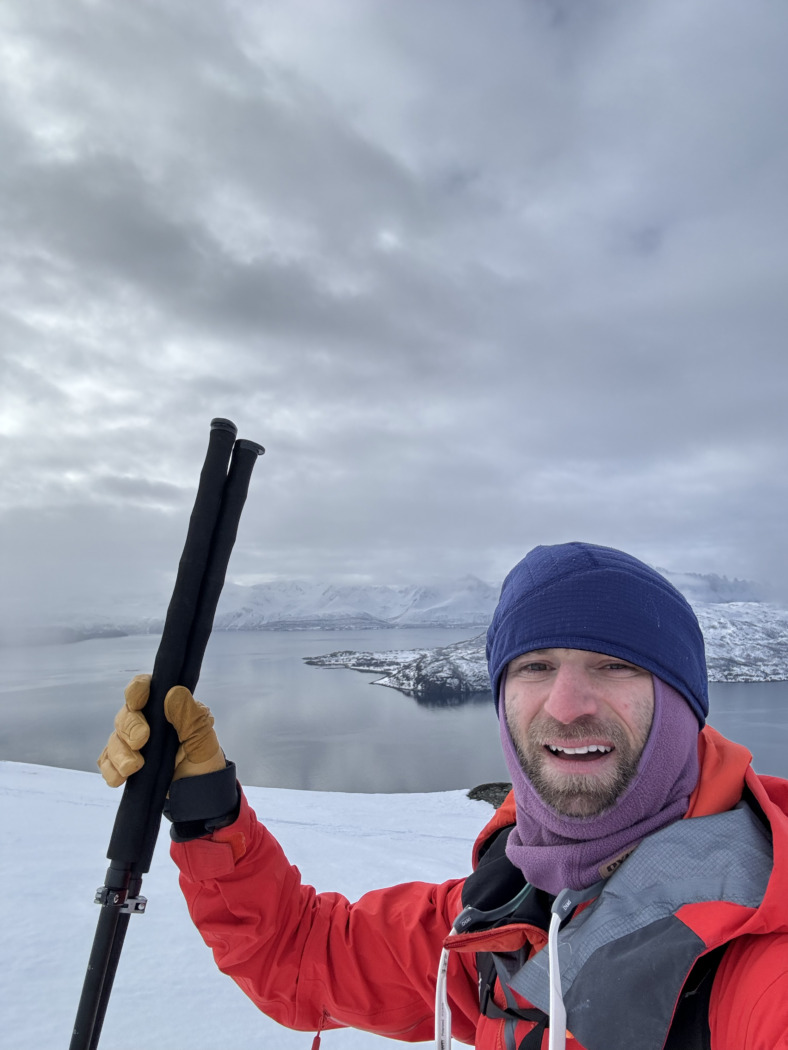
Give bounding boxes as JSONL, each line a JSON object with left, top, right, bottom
{"left": 504, "top": 649, "right": 655, "bottom": 817}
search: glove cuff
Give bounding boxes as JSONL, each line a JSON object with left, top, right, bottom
{"left": 164, "top": 761, "right": 241, "bottom": 842}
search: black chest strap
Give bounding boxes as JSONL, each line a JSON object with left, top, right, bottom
{"left": 469, "top": 826, "right": 552, "bottom": 1043}
{"left": 663, "top": 944, "right": 727, "bottom": 1050}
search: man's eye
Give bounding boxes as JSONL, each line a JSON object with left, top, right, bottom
{"left": 518, "top": 662, "right": 549, "bottom": 673}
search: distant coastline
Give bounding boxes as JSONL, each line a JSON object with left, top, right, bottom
{"left": 5, "top": 573, "right": 787, "bottom": 696}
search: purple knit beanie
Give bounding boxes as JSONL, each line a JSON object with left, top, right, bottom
{"left": 486, "top": 542, "right": 708, "bottom": 725}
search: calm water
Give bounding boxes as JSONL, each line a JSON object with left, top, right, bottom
{"left": 1, "top": 629, "right": 786, "bottom": 791}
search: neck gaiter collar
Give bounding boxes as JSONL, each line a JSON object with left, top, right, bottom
{"left": 500, "top": 677, "right": 700, "bottom": 894}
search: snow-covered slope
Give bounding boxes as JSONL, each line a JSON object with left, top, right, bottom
{"left": 306, "top": 600, "right": 788, "bottom": 697}
{"left": 694, "top": 602, "right": 788, "bottom": 680}
{"left": 0, "top": 577, "right": 498, "bottom": 644}
{"left": 212, "top": 576, "right": 499, "bottom": 630}
{"left": 2, "top": 761, "right": 491, "bottom": 1050}
{"left": 4, "top": 577, "right": 498, "bottom": 643}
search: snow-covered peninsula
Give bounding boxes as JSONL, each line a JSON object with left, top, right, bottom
{"left": 305, "top": 600, "right": 788, "bottom": 701}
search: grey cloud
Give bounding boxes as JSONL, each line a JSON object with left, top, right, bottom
{"left": 2, "top": 0, "right": 788, "bottom": 625}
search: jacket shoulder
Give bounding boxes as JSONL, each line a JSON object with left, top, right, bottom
{"left": 471, "top": 790, "right": 516, "bottom": 868}
{"left": 710, "top": 932, "right": 788, "bottom": 1049}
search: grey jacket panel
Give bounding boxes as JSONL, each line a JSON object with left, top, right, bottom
{"left": 508, "top": 803, "right": 772, "bottom": 1050}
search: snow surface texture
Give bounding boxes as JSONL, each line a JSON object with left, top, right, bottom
{"left": 2, "top": 761, "right": 491, "bottom": 1050}
{"left": 306, "top": 601, "right": 788, "bottom": 699}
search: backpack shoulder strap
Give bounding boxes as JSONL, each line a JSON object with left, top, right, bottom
{"left": 470, "top": 824, "right": 555, "bottom": 1038}
{"left": 663, "top": 944, "right": 728, "bottom": 1050}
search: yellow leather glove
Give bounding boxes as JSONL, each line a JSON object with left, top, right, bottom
{"left": 98, "top": 673, "right": 225, "bottom": 787}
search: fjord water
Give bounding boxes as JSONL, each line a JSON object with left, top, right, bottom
{"left": 1, "top": 629, "right": 786, "bottom": 791}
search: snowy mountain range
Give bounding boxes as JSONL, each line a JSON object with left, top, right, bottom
{"left": 6, "top": 575, "right": 502, "bottom": 644}
{"left": 8, "top": 568, "right": 768, "bottom": 645}
{"left": 212, "top": 575, "right": 500, "bottom": 630}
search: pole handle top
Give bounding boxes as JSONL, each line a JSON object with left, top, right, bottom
{"left": 210, "top": 418, "right": 238, "bottom": 436}
{"left": 236, "top": 439, "right": 265, "bottom": 456}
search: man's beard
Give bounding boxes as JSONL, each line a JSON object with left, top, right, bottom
{"left": 506, "top": 712, "right": 648, "bottom": 818}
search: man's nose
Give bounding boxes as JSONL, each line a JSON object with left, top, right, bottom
{"left": 542, "top": 664, "right": 600, "bottom": 724}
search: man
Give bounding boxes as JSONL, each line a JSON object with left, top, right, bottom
{"left": 100, "top": 542, "right": 788, "bottom": 1050}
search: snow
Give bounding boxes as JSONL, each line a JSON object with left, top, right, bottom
{"left": 1, "top": 761, "right": 492, "bottom": 1050}
{"left": 693, "top": 602, "right": 788, "bottom": 680}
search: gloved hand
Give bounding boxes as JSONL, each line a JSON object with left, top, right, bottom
{"left": 98, "top": 674, "right": 225, "bottom": 787}
{"left": 98, "top": 674, "right": 239, "bottom": 841}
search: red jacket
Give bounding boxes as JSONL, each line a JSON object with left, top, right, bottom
{"left": 172, "top": 727, "right": 788, "bottom": 1049}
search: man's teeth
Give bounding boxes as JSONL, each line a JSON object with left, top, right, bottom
{"left": 547, "top": 744, "right": 613, "bottom": 755}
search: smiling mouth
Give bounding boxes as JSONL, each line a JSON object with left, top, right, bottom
{"left": 545, "top": 744, "right": 613, "bottom": 761}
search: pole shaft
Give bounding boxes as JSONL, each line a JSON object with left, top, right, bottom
{"left": 70, "top": 420, "right": 264, "bottom": 1050}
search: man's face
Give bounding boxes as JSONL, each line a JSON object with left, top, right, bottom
{"left": 504, "top": 647, "right": 654, "bottom": 818}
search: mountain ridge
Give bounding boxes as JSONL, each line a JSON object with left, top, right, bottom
{"left": 1, "top": 569, "right": 772, "bottom": 646}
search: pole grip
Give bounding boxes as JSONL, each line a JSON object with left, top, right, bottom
{"left": 180, "top": 439, "right": 265, "bottom": 689}
{"left": 107, "top": 419, "right": 237, "bottom": 870}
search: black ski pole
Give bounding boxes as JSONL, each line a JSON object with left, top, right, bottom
{"left": 70, "top": 419, "right": 264, "bottom": 1050}
{"left": 90, "top": 433, "right": 264, "bottom": 1049}
{"left": 179, "top": 439, "right": 266, "bottom": 691}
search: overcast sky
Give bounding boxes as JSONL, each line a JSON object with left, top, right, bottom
{"left": 2, "top": 0, "right": 788, "bottom": 627}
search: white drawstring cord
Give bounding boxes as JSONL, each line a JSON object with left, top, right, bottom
{"left": 435, "top": 921, "right": 460, "bottom": 1050}
{"left": 440, "top": 910, "right": 568, "bottom": 1050}
{"left": 547, "top": 910, "right": 567, "bottom": 1050}
{"left": 436, "top": 885, "right": 535, "bottom": 1050}
{"left": 547, "top": 883, "right": 602, "bottom": 1050}
{"left": 439, "top": 883, "right": 592, "bottom": 1050}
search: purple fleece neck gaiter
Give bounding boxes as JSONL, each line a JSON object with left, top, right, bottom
{"left": 500, "top": 677, "right": 700, "bottom": 894}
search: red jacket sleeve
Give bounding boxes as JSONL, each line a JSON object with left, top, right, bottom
{"left": 171, "top": 789, "right": 480, "bottom": 1043}
{"left": 710, "top": 931, "right": 788, "bottom": 1050}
